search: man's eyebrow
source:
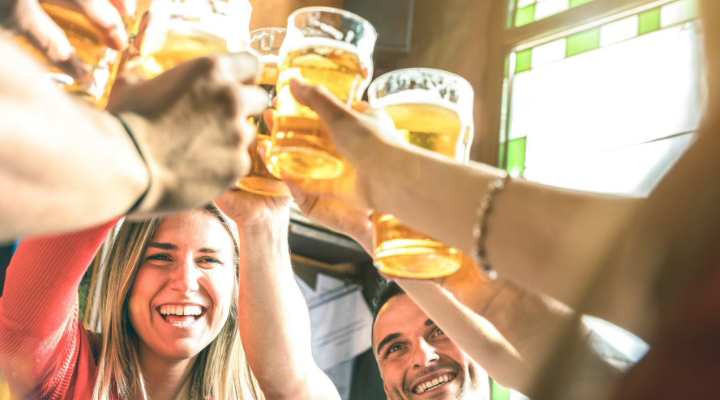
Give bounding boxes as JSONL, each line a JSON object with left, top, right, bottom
{"left": 148, "top": 242, "right": 178, "bottom": 250}
{"left": 376, "top": 333, "right": 402, "bottom": 356}
{"left": 425, "top": 319, "right": 436, "bottom": 327}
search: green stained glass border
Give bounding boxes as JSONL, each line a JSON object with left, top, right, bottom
{"left": 491, "top": 380, "right": 511, "bottom": 400}
{"left": 516, "top": 4, "right": 536, "bottom": 27}
{"left": 639, "top": 8, "right": 661, "bottom": 35}
{"left": 515, "top": 49, "right": 533, "bottom": 73}
{"left": 514, "top": 0, "right": 596, "bottom": 28}
{"left": 501, "top": 0, "right": 697, "bottom": 171}
{"left": 508, "top": 0, "right": 696, "bottom": 75}
{"left": 566, "top": 27, "right": 601, "bottom": 57}
{"left": 506, "top": 137, "right": 527, "bottom": 176}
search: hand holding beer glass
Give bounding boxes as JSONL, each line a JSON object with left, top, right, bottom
{"left": 368, "top": 68, "right": 475, "bottom": 278}
{"left": 12, "top": 0, "right": 139, "bottom": 107}
{"left": 237, "top": 28, "right": 291, "bottom": 196}
{"left": 267, "top": 7, "right": 377, "bottom": 181}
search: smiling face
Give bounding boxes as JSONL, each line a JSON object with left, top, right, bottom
{"left": 128, "top": 211, "right": 236, "bottom": 362}
{"left": 373, "top": 294, "right": 488, "bottom": 400}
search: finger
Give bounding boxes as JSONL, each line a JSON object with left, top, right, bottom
{"left": 355, "top": 101, "right": 371, "bottom": 113}
{"left": 236, "top": 86, "right": 270, "bottom": 118}
{"left": 257, "top": 138, "right": 271, "bottom": 164}
{"left": 107, "top": 0, "right": 128, "bottom": 15}
{"left": 289, "top": 79, "right": 356, "bottom": 130}
{"left": 215, "top": 51, "right": 261, "bottom": 85}
{"left": 107, "top": 56, "right": 216, "bottom": 114}
{"left": 18, "top": 0, "right": 90, "bottom": 78}
{"left": 262, "top": 108, "right": 275, "bottom": 132}
{"left": 73, "top": 0, "right": 128, "bottom": 49}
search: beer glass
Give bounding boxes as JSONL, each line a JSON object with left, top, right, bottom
{"left": 128, "top": 0, "right": 251, "bottom": 79}
{"left": 267, "top": 7, "right": 377, "bottom": 181}
{"left": 14, "top": 0, "right": 143, "bottom": 107}
{"left": 237, "top": 28, "right": 291, "bottom": 196}
{"left": 368, "top": 68, "right": 475, "bottom": 278}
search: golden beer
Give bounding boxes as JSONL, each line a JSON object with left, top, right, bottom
{"left": 373, "top": 103, "right": 467, "bottom": 278}
{"left": 267, "top": 41, "right": 369, "bottom": 180}
{"left": 14, "top": 2, "right": 130, "bottom": 107}
{"left": 132, "top": 30, "right": 230, "bottom": 78}
{"left": 125, "top": 0, "right": 251, "bottom": 78}
{"left": 237, "top": 27, "right": 290, "bottom": 196}
{"left": 237, "top": 60, "right": 292, "bottom": 196}
{"left": 369, "top": 68, "right": 474, "bottom": 279}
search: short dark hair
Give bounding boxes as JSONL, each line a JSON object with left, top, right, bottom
{"left": 371, "top": 280, "right": 407, "bottom": 346}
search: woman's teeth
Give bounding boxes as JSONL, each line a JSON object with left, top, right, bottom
{"left": 159, "top": 305, "right": 204, "bottom": 326}
{"left": 159, "top": 305, "right": 203, "bottom": 316}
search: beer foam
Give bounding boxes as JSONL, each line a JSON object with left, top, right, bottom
{"left": 280, "top": 37, "right": 366, "bottom": 60}
{"left": 371, "top": 90, "right": 462, "bottom": 114}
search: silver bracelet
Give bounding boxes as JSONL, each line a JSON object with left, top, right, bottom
{"left": 473, "top": 172, "right": 510, "bottom": 278}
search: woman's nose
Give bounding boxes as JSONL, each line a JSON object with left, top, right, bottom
{"left": 170, "top": 256, "right": 201, "bottom": 293}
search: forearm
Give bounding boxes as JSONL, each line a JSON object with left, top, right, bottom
{"left": 363, "top": 141, "right": 640, "bottom": 317}
{"left": 0, "top": 221, "right": 115, "bottom": 394}
{"left": 395, "top": 278, "right": 528, "bottom": 390}
{"left": 236, "top": 214, "right": 338, "bottom": 400}
{"left": 0, "top": 37, "right": 148, "bottom": 241}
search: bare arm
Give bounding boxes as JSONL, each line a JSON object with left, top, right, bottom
{"left": 396, "top": 257, "right": 630, "bottom": 398}
{"left": 1, "top": 37, "right": 266, "bottom": 241}
{"left": 286, "top": 80, "right": 642, "bottom": 335}
{"left": 0, "top": 35, "right": 148, "bottom": 241}
{"left": 218, "top": 192, "right": 340, "bottom": 400}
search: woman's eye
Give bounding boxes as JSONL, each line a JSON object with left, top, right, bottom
{"left": 146, "top": 253, "right": 171, "bottom": 262}
{"left": 198, "top": 257, "right": 222, "bottom": 267}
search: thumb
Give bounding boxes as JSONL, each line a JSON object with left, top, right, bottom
{"left": 289, "top": 79, "right": 356, "bottom": 132}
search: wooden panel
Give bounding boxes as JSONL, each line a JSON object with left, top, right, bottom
{"left": 248, "top": 0, "right": 345, "bottom": 30}
{"left": 375, "top": 0, "right": 496, "bottom": 163}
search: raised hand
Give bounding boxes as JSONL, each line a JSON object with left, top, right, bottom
{"left": 215, "top": 188, "right": 292, "bottom": 228}
{"left": 108, "top": 52, "right": 269, "bottom": 219}
{"left": 1, "top": 0, "right": 129, "bottom": 78}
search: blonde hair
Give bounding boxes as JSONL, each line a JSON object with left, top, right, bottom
{"left": 92, "top": 204, "right": 264, "bottom": 400}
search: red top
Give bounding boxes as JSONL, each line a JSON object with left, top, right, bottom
{"left": 0, "top": 221, "right": 115, "bottom": 399}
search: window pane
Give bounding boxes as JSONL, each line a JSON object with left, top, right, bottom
{"left": 514, "top": 0, "right": 595, "bottom": 27}
{"left": 505, "top": 1, "right": 701, "bottom": 195}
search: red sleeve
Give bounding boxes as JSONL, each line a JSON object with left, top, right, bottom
{"left": 0, "top": 220, "right": 117, "bottom": 398}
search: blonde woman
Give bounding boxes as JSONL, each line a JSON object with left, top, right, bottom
{"left": 0, "top": 192, "right": 338, "bottom": 400}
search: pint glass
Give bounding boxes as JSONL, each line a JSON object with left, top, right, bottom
{"left": 14, "top": 0, "right": 143, "bottom": 107}
{"left": 368, "top": 68, "right": 474, "bottom": 278}
{"left": 267, "top": 7, "right": 377, "bottom": 181}
{"left": 237, "top": 28, "right": 291, "bottom": 196}
{"left": 128, "top": 0, "right": 251, "bottom": 79}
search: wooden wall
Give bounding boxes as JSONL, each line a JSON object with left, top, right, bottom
{"left": 248, "top": 0, "right": 344, "bottom": 31}
{"left": 248, "top": 0, "right": 500, "bottom": 163}
{"left": 379, "top": 0, "right": 497, "bottom": 163}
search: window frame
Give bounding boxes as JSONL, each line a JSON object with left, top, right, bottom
{"left": 481, "top": 0, "right": 686, "bottom": 168}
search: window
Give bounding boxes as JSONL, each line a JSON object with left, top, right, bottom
{"left": 485, "top": 0, "right": 702, "bottom": 378}
{"left": 503, "top": 0, "right": 700, "bottom": 194}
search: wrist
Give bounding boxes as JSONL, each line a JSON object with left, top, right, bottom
{"left": 236, "top": 209, "right": 290, "bottom": 238}
{"left": 103, "top": 111, "right": 151, "bottom": 216}
{"left": 361, "top": 138, "right": 409, "bottom": 212}
{"left": 113, "top": 113, "right": 151, "bottom": 214}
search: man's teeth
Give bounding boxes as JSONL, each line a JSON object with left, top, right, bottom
{"left": 415, "top": 374, "right": 453, "bottom": 394}
{"left": 159, "top": 305, "right": 203, "bottom": 317}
